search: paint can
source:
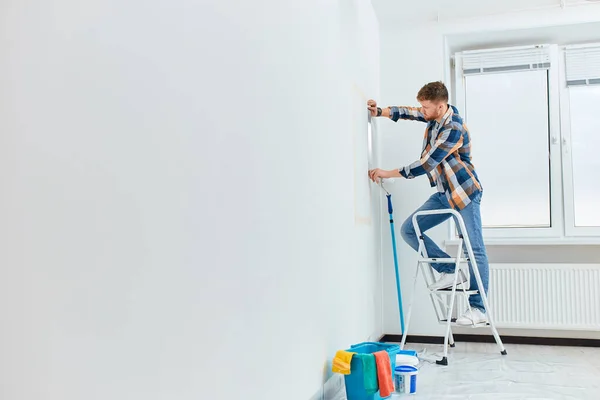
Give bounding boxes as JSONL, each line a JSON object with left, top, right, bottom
{"left": 394, "top": 365, "right": 418, "bottom": 395}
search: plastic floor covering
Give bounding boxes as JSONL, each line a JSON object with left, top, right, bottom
{"left": 392, "top": 342, "right": 600, "bottom": 399}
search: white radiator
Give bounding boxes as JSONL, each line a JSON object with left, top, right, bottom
{"left": 458, "top": 264, "right": 600, "bottom": 330}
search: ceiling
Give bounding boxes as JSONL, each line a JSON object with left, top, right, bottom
{"left": 371, "top": 0, "right": 593, "bottom": 26}
{"left": 447, "top": 20, "right": 600, "bottom": 53}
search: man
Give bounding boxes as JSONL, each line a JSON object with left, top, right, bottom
{"left": 366, "top": 81, "right": 489, "bottom": 326}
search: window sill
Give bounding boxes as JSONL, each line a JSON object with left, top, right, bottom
{"left": 445, "top": 238, "right": 600, "bottom": 246}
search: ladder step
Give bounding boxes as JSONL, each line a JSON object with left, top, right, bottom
{"left": 439, "top": 318, "right": 490, "bottom": 328}
{"left": 432, "top": 288, "right": 479, "bottom": 295}
{"left": 419, "top": 258, "right": 469, "bottom": 264}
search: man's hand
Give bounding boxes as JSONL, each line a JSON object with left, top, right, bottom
{"left": 368, "top": 168, "right": 400, "bottom": 183}
{"left": 367, "top": 99, "right": 378, "bottom": 117}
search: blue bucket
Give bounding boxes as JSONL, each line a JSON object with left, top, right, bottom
{"left": 343, "top": 342, "right": 400, "bottom": 400}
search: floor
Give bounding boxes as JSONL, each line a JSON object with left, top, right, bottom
{"left": 393, "top": 342, "right": 600, "bottom": 399}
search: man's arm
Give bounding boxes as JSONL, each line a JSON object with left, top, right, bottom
{"left": 399, "top": 125, "right": 463, "bottom": 179}
{"left": 368, "top": 100, "right": 426, "bottom": 122}
{"left": 388, "top": 106, "right": 427, "bottom": 123}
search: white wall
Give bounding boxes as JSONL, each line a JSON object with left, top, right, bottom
{"left": 0, "top": 1, "right": 381, "bottom": 399}
{"left": 378, "top": 29, "right": 448, "bottom": 336}
{"left": 378, "top": 4, "right": 600, "bottom": 336}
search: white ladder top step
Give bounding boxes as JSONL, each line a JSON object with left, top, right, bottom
{"left": 418, "top": 257, "right": 469, "bottom": 264}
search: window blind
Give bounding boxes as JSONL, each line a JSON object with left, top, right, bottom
{"left": 565, "top": 44, "right": 600, "bottom": 86}
{"left": 460, "top": 45, "right": 551, "bottom": 75}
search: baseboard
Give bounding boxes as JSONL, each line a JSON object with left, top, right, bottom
{"left": 379, "top": 334, "right": 600, "bottom": 347}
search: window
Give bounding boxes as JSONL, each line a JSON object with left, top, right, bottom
{"left": 464, "top": 70, "right": 551, "bottom": 228}
{"left": 561, "top": 44, "right": 600, "bottom": 236}
{"left": 566, "top": 87, "right": 600, "bottom": 228}
{"left": 454, "top": 45, "right": 563, "bottom": 239}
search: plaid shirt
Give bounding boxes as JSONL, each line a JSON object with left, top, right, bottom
{"left": 390, "top": 104, "right": 482, "bottom": 210}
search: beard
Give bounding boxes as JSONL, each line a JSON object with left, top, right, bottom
{"left": 424, "top": 110, "right": 442, "bottom": 121}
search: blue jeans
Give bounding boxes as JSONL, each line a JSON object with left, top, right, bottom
{"left": 400, "top": 192, "right": 489, "bottom": 312}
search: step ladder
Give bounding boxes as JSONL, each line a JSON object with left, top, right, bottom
{"left": 399, "top": 208, "right": 507, "bottom": 366}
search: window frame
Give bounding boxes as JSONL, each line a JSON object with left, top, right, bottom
{"left": 558, "top": 45, "right": 600, "bottom": 237}
{"left": 451, "top": 45, "right": 564, "bottom": 240}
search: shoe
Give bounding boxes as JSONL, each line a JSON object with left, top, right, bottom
{"left": 428, "top": 272, "right": 468, "bottom": 291}
{"left": 456, "top": 308, "right": 488, "bottom": 326}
